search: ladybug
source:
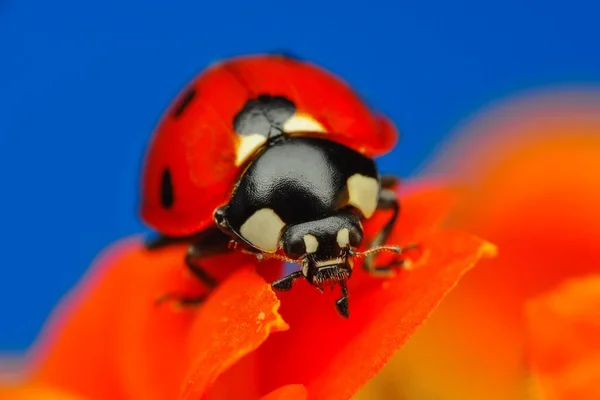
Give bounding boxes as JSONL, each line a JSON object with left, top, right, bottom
{"left": 142, "top": 54, "right": 409, "bottom": 317}
{"left": 213, "top": 135, "right": 411, "bottom": 317}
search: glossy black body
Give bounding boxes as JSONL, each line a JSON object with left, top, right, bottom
{"left": 148, "top": 133, "right": 404, "bottom": 319}
{"left": 223, "top": 135, "right": 379, "bottom": 232}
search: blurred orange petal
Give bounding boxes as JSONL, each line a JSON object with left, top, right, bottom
{"left": 358, "top": 89, "right": 600, "bottom": 399}
{"left": 525, "top": 275, "right": 600, "bottom": 400}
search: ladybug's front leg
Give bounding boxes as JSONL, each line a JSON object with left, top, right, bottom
{"left": 153, "top": 227, "right": 233, "bottom": 307}
{"left": 271, "top": 271, "right": 303, "bottom": 291}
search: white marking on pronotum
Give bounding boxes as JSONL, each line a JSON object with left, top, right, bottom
{"left": 303, "top": 234, "right": 319, "bottom": 254}
{"left": 239, "top": 208, "right": 285, "bottom": 252}
{"left": 336, "top": 228, "right": 350, "bottom": 248}
{"left": 235, "top": 134, "right": 267, "bottom": 166}
{"left": 283, "top": 114, "right": 327, "bottom": 133}
{"left": 346, "top": 174, "right": 379, "bottom": 218}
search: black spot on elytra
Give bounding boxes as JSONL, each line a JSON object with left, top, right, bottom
{"left": 172, "top": 87, "right": 197, "bottom": 118}
{"left": 233, "top": 94, "right": 296, "bottom": 139}
{"left": 161, "top": 168, "right": 174, "bottom": 209}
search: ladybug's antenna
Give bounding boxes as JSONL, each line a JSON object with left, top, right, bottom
{"left": 243, "top": 250, "right": 298, "bottom": 264}
{"left": 351, "top": 243, "right": 419, "bottom": 259}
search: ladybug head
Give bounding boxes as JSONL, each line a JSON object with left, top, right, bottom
{"left": 273, "top": 211, "right": 404, "bottom": 317}
{"left": 280, "top": 213, "right": 361, "bottom": 286}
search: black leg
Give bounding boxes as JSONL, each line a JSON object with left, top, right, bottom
{"left": 363, "top": 258, "right": 411, "bottom": 275}
{"left": 153, "top": 227, "right": 234, "bottom": 307}
{"left": 363, "top": 175, "right": 404, "bottom": 276}
{"left": 363, "top": 177, "right": 402, "bottom": 276}
{"left": 156, "top": 293, "right": 207, "bottom": 307}
{"left": 380, "top": 174, "right": 400, "bottom": 190}
{"left": 144, "top": 233, "right": 194, "bottom": 250}
{"left": 335, "top": 281, "right": 350, "bottom": 318}
{"left": 271, "top": 271, "right": 303, "bottom": 291}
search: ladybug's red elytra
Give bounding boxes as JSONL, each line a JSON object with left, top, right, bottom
{"left": 141, "top": 54, "right": 398, "bottom": 237}
{"left": 141, "top": 54, "right": 413, "bottom": 317}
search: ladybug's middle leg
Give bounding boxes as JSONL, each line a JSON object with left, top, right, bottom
{"left": 380, "top": 174, "right": 400, "bottom": 190}
{"left": 362, "top": 175, "right": 415, "bottom": 276}
{"left": 184, "top": 228, "right": 232, "bottom": 289}
{"left": 152, "top": 227, "right": 233, "bottom": 307}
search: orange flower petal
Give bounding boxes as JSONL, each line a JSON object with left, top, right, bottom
{"left": 26, "top": 236, "right": 283, "bottom": 400}
{"left": 115, "top": 248, "right": 280, "bottom": 400}
{"left": 247, "top": 187, "right": 495, "bottom": 399}
{"left": 309, "top": 231, "right": 495, "bottom": 400}
{"left": 180, "top": 267, "right": 288, "bottom": 400}
{"left": 525, "top": 275, "right": 600, "bottom": 400}
{"left": 17, "top": 183, "right": 489, "bottom": 400}
{"left": 258, "top": 385, "right": 307, "bottom": 400}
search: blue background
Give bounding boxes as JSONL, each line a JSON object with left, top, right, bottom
{"left": 1, "top": 0, "right": 599, "bottom": 352}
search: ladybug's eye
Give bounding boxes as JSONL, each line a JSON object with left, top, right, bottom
{"left": 349, "top": 225, "right": 363, "bottom": 247}
{"left": 160, "top": 168, "right": 174, "bottom": 209}
{"left": 335, "top": 223, "right": 363, "bottom": 249}
{"left": 284, "top": 235, "right": 306, "bottom": 260}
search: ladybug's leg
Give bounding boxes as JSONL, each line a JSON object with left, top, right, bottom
{"left": 154, "top": 227, "right": 233, "bottom": 307}
{"left": 271, "top": 271, "right": 304, "bottom": 291}
{"left": 335, "top": 281, "right": 350, "bottom": 318}
{"left": 145, "top": 228, "right": 229, "bottom": 289}
{"left": 184, "top": 229, "right": 232, "bottom": 289}
{"left": 380, "top": 174, "right": 400, "bottom": 189}
{"left": 363, "top": 175, "right": 408, "bottom": 276}
{"left": 145, "top": 234, "right": 194, "bottom": 250}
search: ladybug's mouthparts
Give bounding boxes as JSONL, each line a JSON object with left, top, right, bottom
{"left": 307, "top": 262, "right": 351, "bottom": 318}
{"left": 270, "top": 256, "right": 353, "bottom": 318}
{"left": 310, "top": 264, "right": 351, "bottom": 288}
